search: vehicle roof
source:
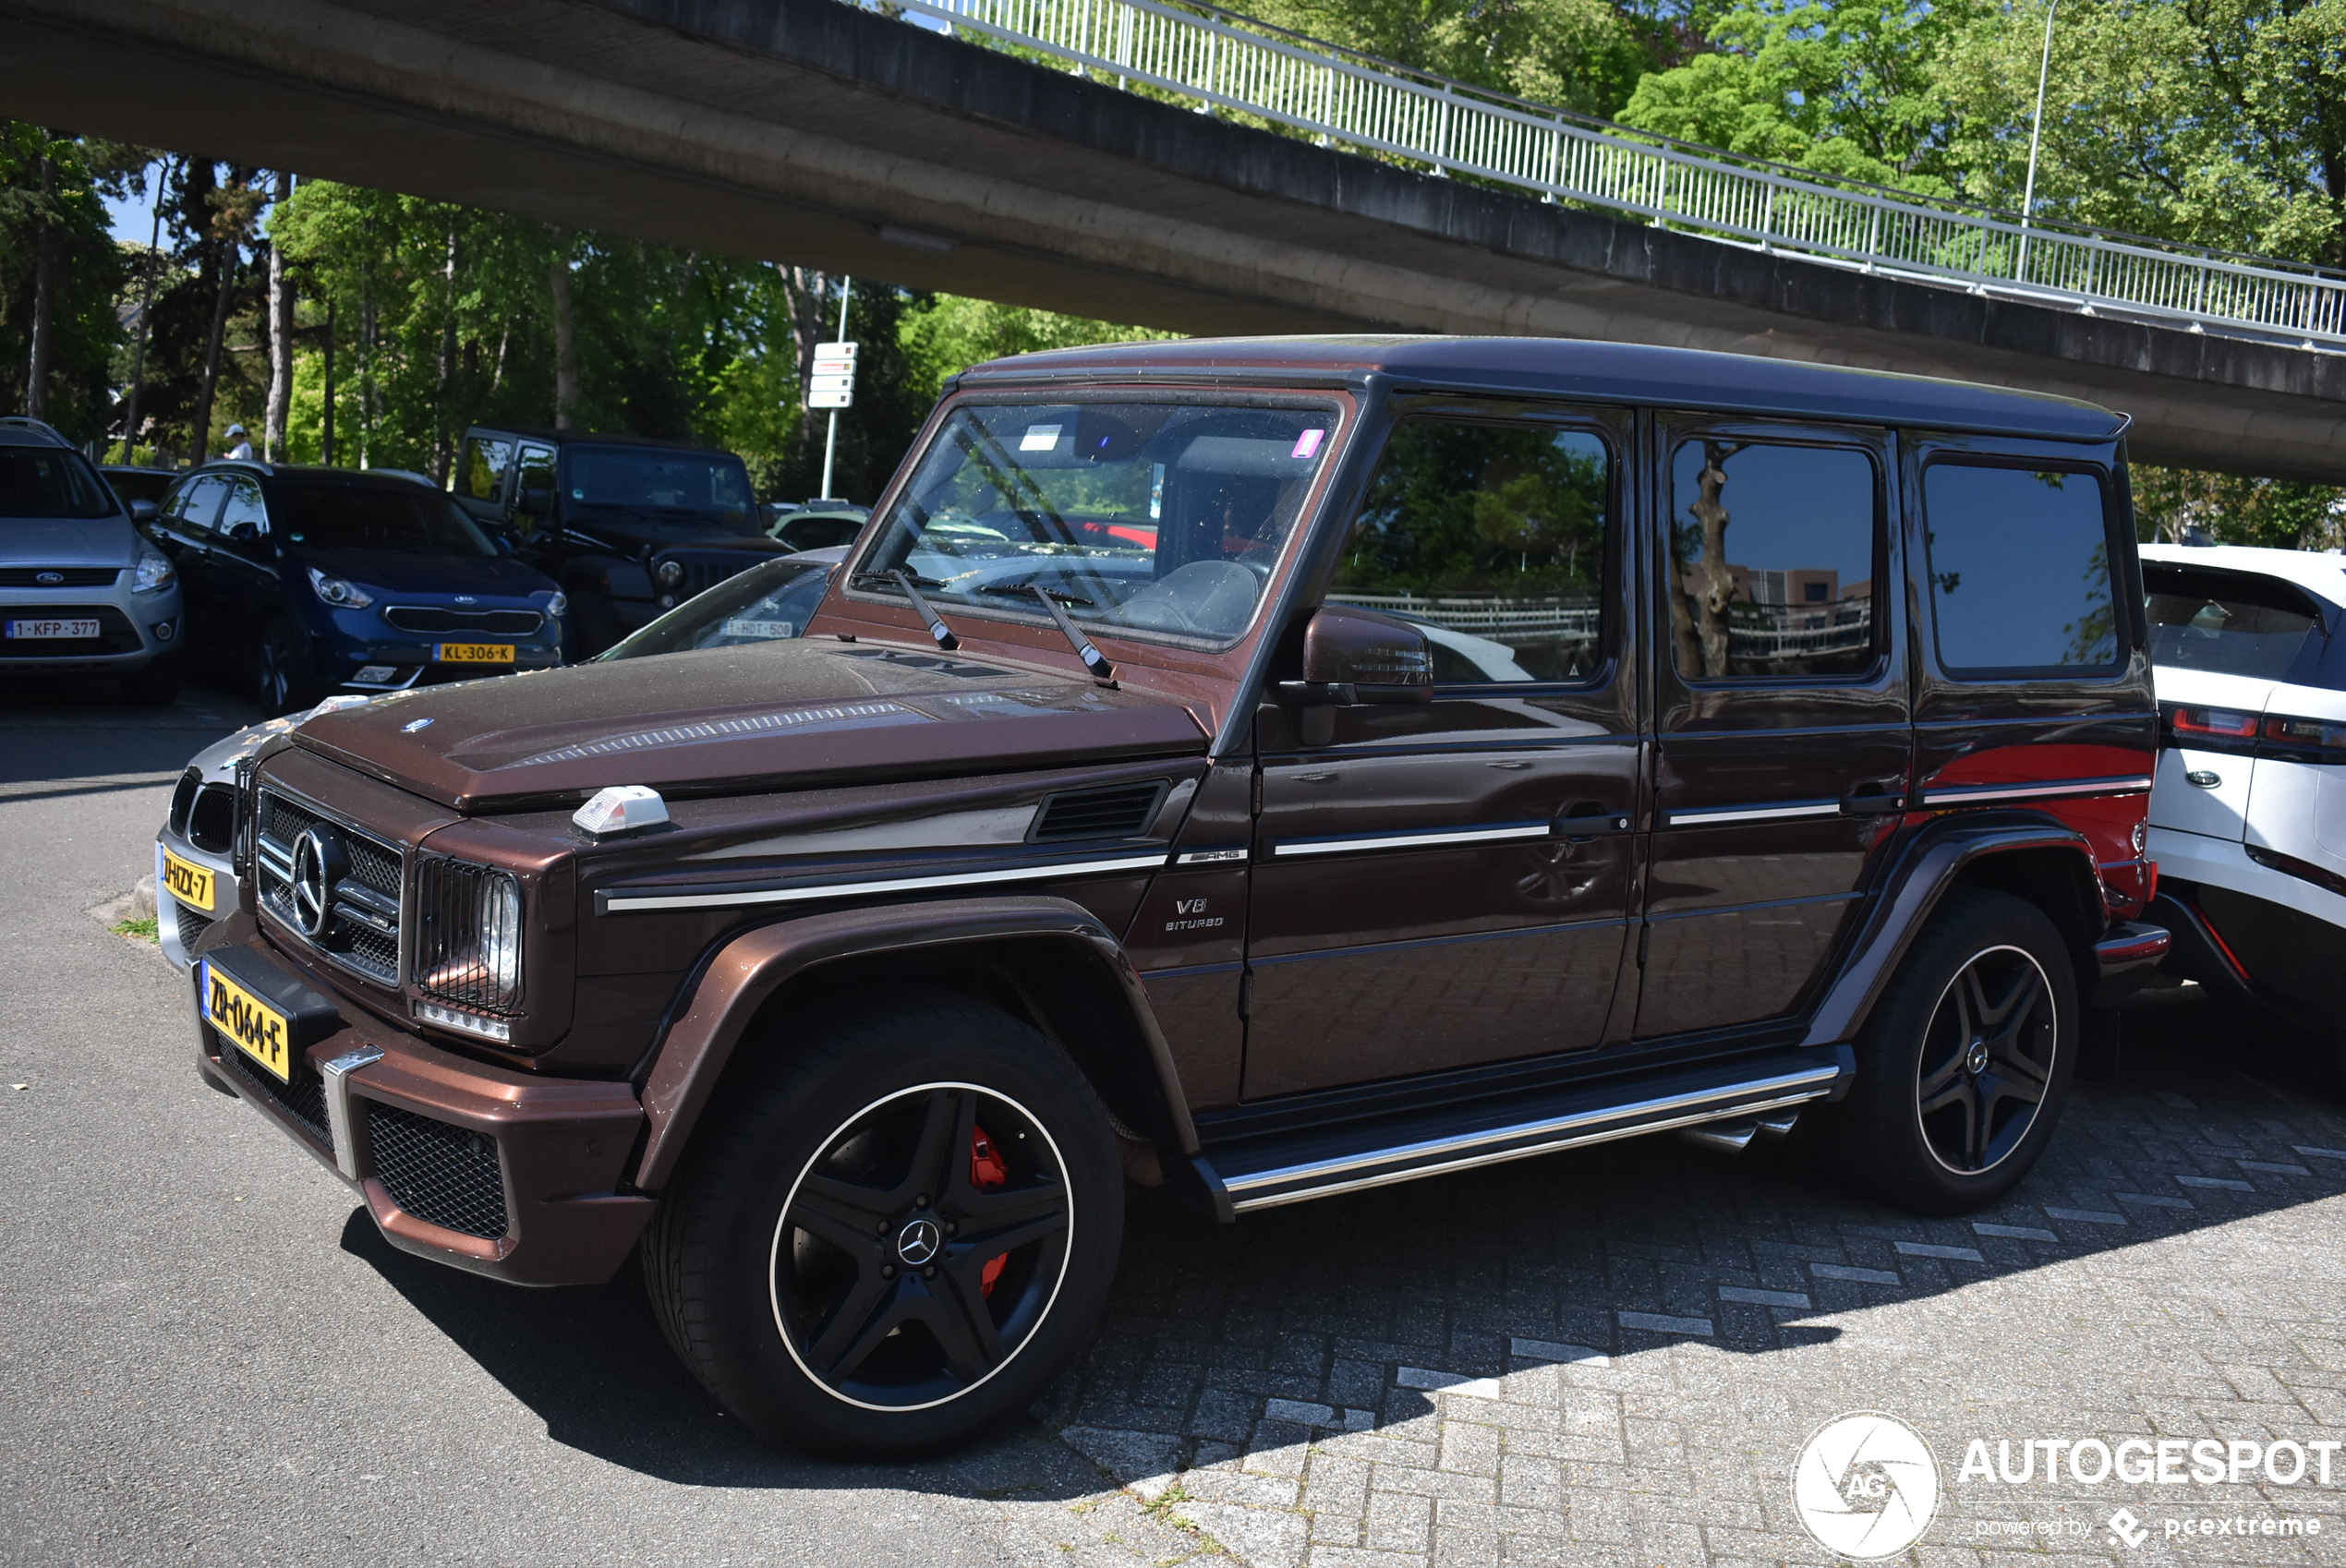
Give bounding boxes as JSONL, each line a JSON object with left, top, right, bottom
{"left": 0, "top": 417, "right": 73, "bottom": 449}
{"left": 185, "top": 461, "right": 441, "bottom": 489}
{"left": 2140, "top": 541, "right": 2346, "bottom": 608}
{"left": 464, "top": 425, "right": 741, "bottom": 455}
{"left": 100, "top": 463, "right": 178, "bottom": 474}
{"left": 956, "top": 335, "right": 2128, "bottom": 443}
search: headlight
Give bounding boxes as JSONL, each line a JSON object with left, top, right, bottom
{"left": 655, "top": 560, "right": 685, "bottom": 588}
{"left": 544, "top": 590, "right": 568, "bottom": 619}
{"left": 132, "top": 550, "right": 175, "bottom": 593}
{"left": 308, "top": 567, "right": 374, "bottom": 609}
{"left": 414, "top": 858, "right": 524, "bottom": 1033}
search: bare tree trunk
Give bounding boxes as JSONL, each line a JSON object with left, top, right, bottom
{"left": 120, "top": 155, "right": 171, "bottom": 463}
{"left": 1687, "top": 440, "right": 1747, "bottom": 679}
{"left": 359, "top": 259, "right": 376, "bottom": 469}
{"left": 778, "top": 264, "right": 831, "bottom": 473}
{"left": 24, "top": 145, "right": 55, "bottom": 422}
{"left": 263, "top": 172, "right": 295, "bottom": 460}
{"left": 550, "top": 243, "right": 579, "bottom": 428}
{"left": 320, "top": 297, "right": 336, "bottom": 466}
{"left": 190, "top": 225, "right": 236, "bottom": 464}
{"left": 432, "top": 221, "right": 457, "bottom": 485}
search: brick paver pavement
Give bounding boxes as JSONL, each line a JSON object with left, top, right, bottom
{"left": 1044, "top": 984, "right": 2346, "bottom": 1566}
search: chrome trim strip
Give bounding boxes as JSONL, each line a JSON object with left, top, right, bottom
{"left": 1221, "top": 1064, "right": 1843, "bottom": 1204}
{"left": 1921, "top": 776, "right": 2153, "bottom": 807}
{"left": 602, "top": 851, "right": 1172, "bottom": 913}
{"left": 1664, "top": 800, "right": 1841, "bottom": 827}
{"left": 1273, "top": 822, "right": 1551, "bottom": 858}
{"left": 320, "top": 1044, "right": 385, "bottom": 1182}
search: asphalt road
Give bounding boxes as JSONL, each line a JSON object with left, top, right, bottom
{"left": 9, "top": 672, "right": 2346, "bottom": 1568}
{"left": 0, "top": 676, "right": 1195, "bottom": 1568}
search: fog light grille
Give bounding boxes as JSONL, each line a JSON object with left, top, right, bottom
{"left": 366, "top": 1102, "right": 508, "bottom": 1239}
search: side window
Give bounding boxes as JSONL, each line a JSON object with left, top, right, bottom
{"left": 1331, "top": 419, "right": 1613, "bottom": 684}
{"left": 456, "top": 435, "right": 514, "bottom": 502}
{"left": 1924, "top": 464, "right": 2118, "bottom": 676}
{"left": 166, "top": 475, "right": 227, "bottom": 534}
{"left": 217, "top": 477, "right": 269, "bottom": 543}
{"left": 1667, "top": 440, "right": 1880, "bottom": 681}
{"left": 514, "top": 445, "right": 554, "bottom": 527}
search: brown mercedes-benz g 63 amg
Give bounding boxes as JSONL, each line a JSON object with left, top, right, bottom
{"left": 192, "top": 337, "right": 2167, "bottom": 1456}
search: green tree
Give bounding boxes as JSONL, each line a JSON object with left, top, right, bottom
{"left": 897, "top": 295, "right": 1175, "bottom": 408}
{"left": 0, "top": 124, "right": 141, "bottom": 440}
{"left": 2133, "top": 464, "right": 2346, "bottom": 548}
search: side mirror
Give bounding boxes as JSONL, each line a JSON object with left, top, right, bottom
{"left": 516, "top": 487, "right": 551, "bottom": 516}
{"left": 1283, "top": 604, "right": 1434, "bottom": 706}
{"left": 128, "top": 500, "right": 159, "bottom": 524}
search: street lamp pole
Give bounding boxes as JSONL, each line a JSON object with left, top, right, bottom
{"left": 819, "top": 276, "right": 853, "bottom": 502}
{"left": 2015, "top": 0, "right": 2057, "bottom": 282}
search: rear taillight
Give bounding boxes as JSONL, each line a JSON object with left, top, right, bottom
{"left": 2161, "top": 703, "right": 2346, "bottom": 763}
{"left": 2164, "top": 703, "right": 2260, "bottom": 742}
{"left": 2260, "top": 714, "right": 2346, "bottom": 760}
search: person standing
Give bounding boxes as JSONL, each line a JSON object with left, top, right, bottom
{"left": 224, "top": 423, "right": 254, "bottom": 461}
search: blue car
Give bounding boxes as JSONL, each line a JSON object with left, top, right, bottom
{"left": 150, "top": 462, "right": 565, "bottom": 714}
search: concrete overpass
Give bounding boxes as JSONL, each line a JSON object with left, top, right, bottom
{"left": 6, "top": 0, "right": 2344, "bottom": 482}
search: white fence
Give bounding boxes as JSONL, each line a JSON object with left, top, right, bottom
{"left": 870, "top": 0, "right": 2346, "bottom": 348}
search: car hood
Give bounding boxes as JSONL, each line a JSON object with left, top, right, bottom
{"left": 292, "top": 638, "right": 1209, "bottom": 812}
{"left": 296, "top": 548, "right": 556, "bottom": 599}
{"left": 2, "top": 514, "right": 138, "bottom": 567}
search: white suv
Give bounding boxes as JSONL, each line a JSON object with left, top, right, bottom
{"left": 2143, "top": 541, "right": 2346, "bottom": 1079}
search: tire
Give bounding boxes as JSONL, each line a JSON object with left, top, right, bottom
{"left": 1811, "top": 887, "right": 2078, "bottom": 1215}
{"left": 120, "top": 654, "right": 182, "bottom": 707}
{"left": 253, "top": 620, "right": 317, "bottom": 717}
{"left": 642, "top": 990, "right": 1123, "bottom": 1458}
{"left": 567, "top": 585, "right": 623, "bottom": 659}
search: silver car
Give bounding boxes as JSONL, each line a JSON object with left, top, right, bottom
{"left": 0, "top": 417, "right": 185, "bottom": 703}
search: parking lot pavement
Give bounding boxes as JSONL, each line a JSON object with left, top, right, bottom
{"left": 1066, "top": 996, "right": 2346, "bottom": 1567}
{"left": 11, "top": 680, "right": 2346, "bottom": 1567}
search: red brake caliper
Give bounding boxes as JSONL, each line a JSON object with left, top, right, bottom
{"left": 970, "top": 1125, "right": 1010, "bottom": 1297}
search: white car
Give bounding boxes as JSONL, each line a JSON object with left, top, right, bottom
{"left": 2142, "top": 541, "right": 2346, "bottom": 1079}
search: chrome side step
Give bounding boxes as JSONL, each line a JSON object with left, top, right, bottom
{"left": 1190, "top": 1051, "right": 1848, "bottom": 1217}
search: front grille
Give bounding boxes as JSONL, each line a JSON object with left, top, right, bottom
{"left": 413, "top": 857, "right": 524, "bottom": 1015}
{"left": 1031, "top": 779, "right": 1170, "bottom": 842}
{"left": 0, "top": 566, "right": 120, "bottom": 587}
{"left": 169, "top": 769, "right": 200, "bottom": 837}
{"left": 221, "top": 1043, "right": 332, "bottom": 1149}
{"left": 366, "top": 1102, "right": 508, "bottom": 1238}
{"left": 382, "top": 606, "right": 544, "bottom": 634}
{"left": 255, "top": 789, "right": 404, "bottom": 984}
{"left": 0, "top": 604, "right": 139, "bottom": 656}
{"left": 654, "top": 551, "right": 763, "bottom": 602}
{"left": 175, "top": 900, "right": 212, "bottom": 953}
{"left": 187, "top": 783, "right": 236, "bottom": 854}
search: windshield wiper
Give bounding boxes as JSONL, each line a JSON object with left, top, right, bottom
{"left": 1025, "top": 584, "right": 1115, "bottom": 684}
{"left": 851, "top": 568, "right": 961, "bottom": 651}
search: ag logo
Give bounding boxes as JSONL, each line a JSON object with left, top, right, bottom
{"left": 1792, "top": 1412, "right": 1940, "bottom": 1559}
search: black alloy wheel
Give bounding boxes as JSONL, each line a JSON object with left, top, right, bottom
{"left": 1803, "top": 887, "right": 2078, "bottom": 1214}
{"left": 773, "top": 1083, "right": 1071, "bottom": 1410}
{"left": 253, "top": 620, "right": 310, "bottom": 717}
{"left": 642, "top": 991, "right": 1123, "bottom": 1457}
{"left": 1914, "top": 945, "right": 2059, "bottom": 1174}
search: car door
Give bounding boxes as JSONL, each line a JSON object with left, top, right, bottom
{"left": 210, "top": 476, "right": 286, "bottom": 644}
{"left": 153, "top": 474, "right": 230, "bottom": 654}
{"left": 1240, "top": 404, "right": 1641, "bottom": 1100}
{"left": 1635, "top": 417, "right": 1909, "bottom": 1040}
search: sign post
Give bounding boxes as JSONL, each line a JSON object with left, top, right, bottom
{"left": 808, "top": 278, "right": 855, "bottom": 502}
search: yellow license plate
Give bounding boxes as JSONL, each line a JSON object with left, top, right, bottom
{"left": 162, "top": 848, "right": 215, "bottom": 912}
{"left": 204, "top": 961, "right": 295, "bottom": 1082}
{"left": 437, "top": 641, "right": 514, "bottom": 664}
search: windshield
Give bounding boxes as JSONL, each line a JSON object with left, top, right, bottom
{"left": 598, "top": 558, "right": 834, "bottom": 659}
{"left": 271, "top": 484, "right": 498, "bottom": 556}
{"left": 0, "top": 447, "right": 119, "bottom": 520}
{"left": 857, "top": 401, "right": 1336, "bottom": 644}
{"left": 2146, "top": 564, "right": 2328, "bottom": 681}
{"left": 564, "top": 447, "right": 756, "bottom": 531}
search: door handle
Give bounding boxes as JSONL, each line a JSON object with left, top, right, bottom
{"left": 1838, "top": 788, "right": 1907, "bottom": 815}
{"left": 1551, "top": 802, "right": 1627, "bottom": 840}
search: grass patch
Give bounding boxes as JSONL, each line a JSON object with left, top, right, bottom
{"left": 112, "top": 916, "right": 159, "bottom": 942}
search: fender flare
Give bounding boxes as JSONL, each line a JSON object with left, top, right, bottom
{"left": 562, "top": 554, "right": 653, "bottom": 602}
{"left": 628, "top": 895, "right": 1196, "bottom": 1191}
{"left": 1800, "top": 817, "right": 2104, "bottom": 1049}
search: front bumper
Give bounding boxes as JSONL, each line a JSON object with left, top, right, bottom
{"left": 193, "top": 928, "right": 652, "bottom": 1286}
{"left": 0, "top": 585, "right": 180, "bottom": 672}
{"left": 154, "top": 834, "right": 240, "bottom": 971}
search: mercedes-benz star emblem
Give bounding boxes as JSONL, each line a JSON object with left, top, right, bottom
{"left": 35, "top": 571, "right": 64, "bottom": 585}
{"left": 895, "top": 1219, "right": 943, "bottom": 1267}
{"left": 289, "top": 826, "right": 348, "bottom": 938}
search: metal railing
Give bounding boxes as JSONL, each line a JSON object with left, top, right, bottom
{"left": 870, "top": 0, "right": 2346, "bottom": 349}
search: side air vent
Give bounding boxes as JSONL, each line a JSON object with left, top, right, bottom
{"left": 1030, "top": 779, "right": 1171, "bottom": 843}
